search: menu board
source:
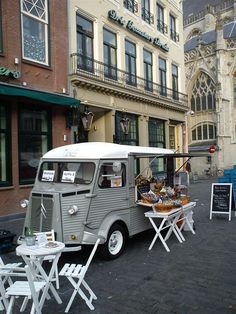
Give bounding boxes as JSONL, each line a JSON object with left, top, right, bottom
{"left": 210, "top": 183, "right": 232, "bottom": 221}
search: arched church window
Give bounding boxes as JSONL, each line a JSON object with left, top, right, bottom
{"left": 191, "top": 123, "right": 216, "bottom": 142}
{"left": 190, "top": 72, "right": 216, "bottom": 112}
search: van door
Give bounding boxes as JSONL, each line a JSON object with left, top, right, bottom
{"left": 86, "top": 161, "right": 129, "bottom": 230}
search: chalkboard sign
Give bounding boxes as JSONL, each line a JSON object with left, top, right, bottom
{"left": 210, "top": 183, "right": 232, "bottom": 221}
{"left": 136, "top": 183, "right": 150, "bottom": 201}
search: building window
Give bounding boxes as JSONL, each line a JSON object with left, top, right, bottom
{"left": 172, "top": 64, "right": 179, "bottom": 100}
{"left": 149, "top": 118, "right": 165, "bottom": 148}
{"left": 170, "top": 14, "right": 179, "bottom": 42}
{"left": 159, "top": 57, "right": 167, "bottom": 96}
{"left": 19, "top": 108, "right": 51, "bottom": 184}
{"left": 115, "top": 111, "right": 138, "bottom": 146}
{"left": 149, "top": 118, "right": 165, "bottom": 174}
{"left": 142, "top": 0, "right": 153, "bottom": 24}
{"left": 21, "top": 0, "right": 49, "bottom": 65}
{"left": 0, "top": 2, "right": 3, "bottom": 54}
{"left": 0, "top": 104, "right": 11, "bottom": 186}
{"left": 157, "top": 3, "right": 167, "bottom": 34}
{"left": 143, "top": 49, "right": 153, "bottom": 91}
{"left": 123, "top": 0, "right": 138, "bottom": 14}
{"left": 191, "top": 72, "right": 216, "bottom": 112}
{"left": 191, "top": 123, "right": 216, "bottom": 142}
{"left": 98, "top": 163, "right": 126, "bottom": 189}
{"left": 125, "top": 40, "right": 136, "bottom": 86}
{"left": 77, "top": 14, "right": 93, "bottom": 72}
{"left": 103, "top": 28, "right": 117, "bottom": 80}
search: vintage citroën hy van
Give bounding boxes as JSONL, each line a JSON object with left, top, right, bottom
{"left": 20, "top": 142, "right": 192, "bottom": 259}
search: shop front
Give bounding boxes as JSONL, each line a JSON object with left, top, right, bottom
{"left": 0, "top": 82, "right": 80, "bottom": 217}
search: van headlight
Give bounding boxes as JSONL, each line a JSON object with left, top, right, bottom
{"left": 68, "top": 205, "right": 79, "bottom": 215}
{"left": 20, "top": 199, "right": 29, "bottom": 208}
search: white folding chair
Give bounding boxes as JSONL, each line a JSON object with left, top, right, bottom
{"left": 5, "top": 265, "right": 46, "bottom": 314}
{"left": 59, "top": 238, "right": 101, "bottom": 312}
{"left": 0, "top": 257, "right": 23, "bottom": 311}
{"left": 34, "top": 230, "right": 60, "bottom": 289}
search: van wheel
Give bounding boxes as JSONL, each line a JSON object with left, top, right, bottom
{"left": 100, "top": 224, "right": 126, "bottom": 260}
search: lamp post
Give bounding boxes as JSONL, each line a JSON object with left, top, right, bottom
{"left": 184, "top": 110, "right": 194, "bottom": 154}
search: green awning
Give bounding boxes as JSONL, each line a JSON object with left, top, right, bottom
{"left": 0, "top": 83, "right": 80, "bottom": 106}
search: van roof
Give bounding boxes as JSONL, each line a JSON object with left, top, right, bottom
{"left": 42, "top": 142, "right": 175, "bottom": 160}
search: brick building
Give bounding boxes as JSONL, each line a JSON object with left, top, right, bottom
{"left": 0, "top": 0, "right": 79, "bottom": 217}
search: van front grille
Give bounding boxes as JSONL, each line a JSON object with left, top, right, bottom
{"left": 30, "top": 193, "right": 54, "bottom": 232}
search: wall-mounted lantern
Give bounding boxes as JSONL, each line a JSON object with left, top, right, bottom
{"left": 81, "top": 106, "right": 94, "bottom": 131}
{"left": 120, "top": 111, "right": 130, "bottom": 135}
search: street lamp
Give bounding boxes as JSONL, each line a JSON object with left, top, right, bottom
{"left": 81, "top": 106, "right": 94, "bottom": 131}
{"left": 120, "top": 111, "right": 130, "bottom": 135}
{"left": 184, "top": 110, "right": 194, "bottom": 153}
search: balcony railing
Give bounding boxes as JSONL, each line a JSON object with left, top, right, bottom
{"left": 170, "top": 29, "right": 179, "bottom": 42}
{"left": 123, "top": 0, "right": 138, "bottom": 14}
{"left": 71, "top": 53, "right": 187, "bottom": 104}
{"left": 142, "top": 8, "right": 154, "bottom": 24}
{"left": 157, "top": 19, "right": 168, "bottom": 34}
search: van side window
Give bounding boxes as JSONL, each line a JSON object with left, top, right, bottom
{"left": 98, "top": 163, "right": 126, "bottom": 189}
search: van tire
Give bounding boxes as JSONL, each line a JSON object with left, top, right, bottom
{"left": 99, "top": 224, "right": 126, "bottom": 260}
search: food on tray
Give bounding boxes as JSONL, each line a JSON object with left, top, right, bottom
{"left": 44, "top": 241, "right": 58, "bottom": 248}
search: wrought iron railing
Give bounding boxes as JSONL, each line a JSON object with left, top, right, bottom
{"left": 141, "top": 8, "right": 154, "bottom": 24}
{"left": 123, "top": 0, "right": 138, "bottom": 14}
{"left": 170, "top": 29, "right": 179, "bottom": 42}
{"left": 157, "top": 18, "right": 168, "bottom": 34}
{"left": 183, "top": 0, "right": 233, "bottom": 26}
{"left": 71, "top": 54, "right": 187, "bottom": 104}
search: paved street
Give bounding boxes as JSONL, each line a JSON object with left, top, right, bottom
{"left": 1, "top": 178, "right": 236, "bottom": 314}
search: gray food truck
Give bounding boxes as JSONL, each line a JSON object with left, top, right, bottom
{"left": 20, "top": 142, "right": 193, "bottom": 259}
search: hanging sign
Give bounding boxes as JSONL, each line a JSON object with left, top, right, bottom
{"left": 210, "top": 183, "right": 232, "bottom": 221}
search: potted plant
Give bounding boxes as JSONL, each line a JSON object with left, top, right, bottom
{"left": 24, "top": 227, "right": 36, "bottom": 246}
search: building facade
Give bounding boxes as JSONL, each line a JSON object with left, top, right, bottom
{"left": 68, "top": 0, "right": 188, "bottom": 172}
{"left": 0, "top": 0, "right": 79, "bottom": 217}
{"left": 183, "top": 0, "right": 236, "bottom": 176}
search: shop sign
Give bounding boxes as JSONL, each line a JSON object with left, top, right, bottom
{"left": 108, "top": 10, "right": 169, "bottom": 52}
{"left": 0, "top": 66, "right": 20, "bottom": 79}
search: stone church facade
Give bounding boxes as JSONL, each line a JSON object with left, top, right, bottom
{"left": 183, "top": 0, "right": 236, "bottom": 176}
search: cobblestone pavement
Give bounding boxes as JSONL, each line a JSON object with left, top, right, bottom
{"left": 1, "top": 178, "right": 236, "bottom": 314}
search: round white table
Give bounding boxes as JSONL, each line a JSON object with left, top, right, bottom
{"left": 16, "top": 241, "right": 65, "bottom": 311}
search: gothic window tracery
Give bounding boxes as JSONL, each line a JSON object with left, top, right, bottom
{"left": 190, "top": 72, "right": 216, "bottom": 112}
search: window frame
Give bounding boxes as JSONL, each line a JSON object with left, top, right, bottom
{"left": 103, "top": 28, "right": 117, "bottom": 80}
{"left": 0, "top": 104, "right": 11, "bottom": 187}
{"left": 0, "top": 1, "right": 3, "bottom": 54}
{"left": 20, "top": 0, "right": 49, "bottom": 65}
{"left": 18, "top": 106, "right": 52, "bottom": 185}
{"left": 157, "top": 3, "right": 167, "bottom": 34}
{"left": 159, "top": 57, "right": 167, "bottom": 96}
{"left": 143, "top": 48, "right": 153, "bottom": 91}
{"left": 125, "top": 39, "right": 137, "bottom": 86}
{"left": 172, "top": 64, "right": 179, "bottom": 100}
{"left": 77, "top": 13, "right": 94, "bottom": 72}
{"left": 191, "top": 123, "right": 216, "bottom": 142}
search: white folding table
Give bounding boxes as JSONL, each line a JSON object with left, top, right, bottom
{"left": 144, "top": 202, "right": 196, "bottom": 252}
{"left": 16, "top": 241, "right": 65, "bottom": 311}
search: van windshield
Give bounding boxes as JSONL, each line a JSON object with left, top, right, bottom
{"left": 38, "top": 162, "right": 95, "bottom": 184}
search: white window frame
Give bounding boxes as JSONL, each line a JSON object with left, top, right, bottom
{"left": 21, "top": 0, "right": 49, "bottom": 65}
